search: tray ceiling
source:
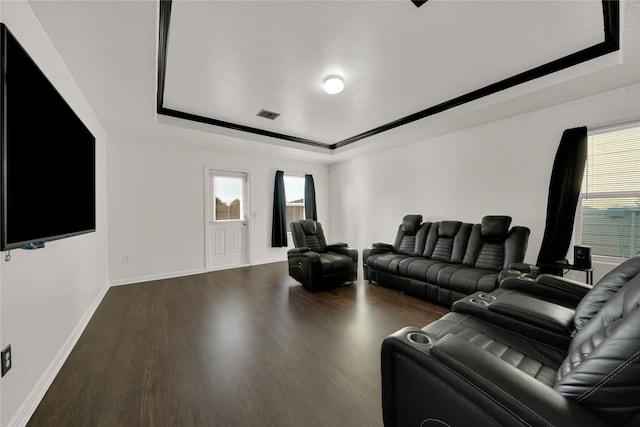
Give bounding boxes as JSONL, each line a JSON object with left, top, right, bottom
{"left": 158, "top": 0, "right": 616, "bottom": 149}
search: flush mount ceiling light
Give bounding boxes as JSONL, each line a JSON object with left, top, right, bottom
{"left": 323, "top": 75, "right": 344, "bottom": 95}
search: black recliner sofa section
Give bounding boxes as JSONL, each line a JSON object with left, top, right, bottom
{"left": 381, "top": 254, "right": 640, "bottom": 426}
{"left": 363, "top": 215, "right": 530, "bottom": 307}
{"left": 449, "top": 254, "right": 640, "bottom": 349}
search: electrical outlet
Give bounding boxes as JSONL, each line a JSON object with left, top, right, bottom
{"left": 1, "top": 345, "right": 11, "bottom": 377}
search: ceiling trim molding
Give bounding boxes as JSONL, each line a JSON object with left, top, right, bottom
{"left": 155, "top": 0, "right": 328, "bottom": 149}
{"left": 158, "top": 107, "right": 330, "bottom": 149}
{"left": 156, "top": 0, "right": 171, "bottom": 114}
{"left": 156, "top": 0, "right": 619, "bottom": 151}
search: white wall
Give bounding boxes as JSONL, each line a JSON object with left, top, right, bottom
{"left": 0, "top": 2, "right": 635, "bottom": 424}
{"left": 107, "top": 133, "right": 329, "bottom": 285}
{"left": 0, "top": 2, "right": 109, "bottom": 426}
{"left": 329, "top": 83, "right": 640, "bottom": 282}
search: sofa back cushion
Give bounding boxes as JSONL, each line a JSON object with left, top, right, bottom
{"left": 291, "top": 219, "right": 327, "bottom": 252}
{"left": 423, "top": 221, "right": 471, "bottom": 263}
{"left": 554, "top": 278, "right": 640, "bottom": 426}
{"left": 393, "top": 214, "right": 423, "bottom": 255}
{"left": 504, "top": 226, "right": 530, "bottom": 269}
{"left": 463, "top": 216, "right": 512, "bottom": 270}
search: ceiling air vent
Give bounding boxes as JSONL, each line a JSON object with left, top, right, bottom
{"left": 256, "top": 109, "right": 280, "bottom": 120}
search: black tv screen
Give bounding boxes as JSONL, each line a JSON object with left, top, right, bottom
{"left": 1, "top": 24, "right": 95, "bottom": 251}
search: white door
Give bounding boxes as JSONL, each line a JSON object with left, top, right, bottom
{"left": 206, "top": 170, "right": 249, "bottom": 271}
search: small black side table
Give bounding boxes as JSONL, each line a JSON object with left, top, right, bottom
{"left": 540, "top": 263, "right": 594, "bottom": 286}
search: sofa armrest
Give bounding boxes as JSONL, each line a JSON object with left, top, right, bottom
{"left": 373, "top": 242, "right": 394, "bottom": 250}
{"left": 326, "top": 242, "right": 348, "bottom": 250}
{"left": 498, "top": 263, "right": 540, "bottom": 283}
{"left": 487, "top": 292, "right": 575, "bottom": 335}
{"left": 500, "top": 273, "right": 590, "bottom": 306}
{"left": 363, "top": 244, "right": 395, "bottom": 265}
{"left": 287, "top": 247, "right": 310, "bottom": 255}
{"left": 452, "top": 292, "right": 573, "bottom": 348}
{"left": 327, "top": 244, "right": 358, "bottom": 262}
{"left": 428, "top": 334, "right": 608, "bottom": 427}
{"left": 382, "top": 330, "right": 607, "bottom": 427}
{"left": 509, "top": 262, "right": 540, "bottom": 274}
{"left": 537, "top": 273, "right": 591, "bottom": 291}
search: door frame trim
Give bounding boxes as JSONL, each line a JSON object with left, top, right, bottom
{"left": 203, "top": 166, "right": 252, "bottom": 271}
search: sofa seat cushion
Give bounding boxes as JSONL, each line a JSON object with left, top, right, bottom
{"left": 367, "top": 253, "right": 409, "bottom": 274}
{"left": 422, "top": 312, "right": 566, "bottom": 386}
{"left": 320, "top": 252, "right": 355, "bottom": 273}
{"left": 398, "top": 259, "right": 498, "bottom": 293}
{"left": 398, "top": 257, "right": 451, "bottom": 281}
{"left": 442, "top": 268, "right": 501, "bottom": 294}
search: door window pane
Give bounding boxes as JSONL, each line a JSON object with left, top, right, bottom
{"left": 214, "top": 176, "right": 243, "bottom": 221}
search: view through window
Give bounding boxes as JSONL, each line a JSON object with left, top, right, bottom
{"left": 214, "top": 175, "right": 243, "bottom": 221}
{"left": 284, "top": 175, "right": 305, "bottom": 228}
{"left": 575, "top": 124, "right": 640, "bottom": 259}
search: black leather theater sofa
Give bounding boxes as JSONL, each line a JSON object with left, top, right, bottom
{"left": 381, "top": 254, "right": 640, "bottom": 427}
{"left": 363, "top": 215, "right": 530, "bottom": 307}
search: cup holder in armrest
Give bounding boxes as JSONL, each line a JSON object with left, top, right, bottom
{"left": 469, "top": 298, "right": 489, "bottom": 306}
{"left": 477, "top": 293, "right": 497, "bottom": 301}
{"left": 407, "top": 331, "right": 432, "bottom": 345}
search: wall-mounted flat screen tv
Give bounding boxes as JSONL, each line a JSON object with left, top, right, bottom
{"left": 1, "top": 24, "right": 95, "bottom": 251}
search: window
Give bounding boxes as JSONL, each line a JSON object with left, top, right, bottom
{"left": 284, "top": 175, "right": 305, "bottom": 227}
{"left": 575, "top": 124, "right": 640, "bottom": 259}
{"left": 213, "top": 175, "right": 244, "bottom": 221}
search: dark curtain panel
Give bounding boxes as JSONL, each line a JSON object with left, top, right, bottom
{"left": 271, "top": 170, "right": 287, "bottom": 247}
{"left": 537, "top": 127, "right": 588, "bottom": 268}
{"left": 304, "top": 174, "right": 318, "bottom": 221}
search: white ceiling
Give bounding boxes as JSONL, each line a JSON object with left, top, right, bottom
{"left": 164, "top": 0, "right": 602, "bottom": 144}
{"left": 27, "top": 0, "right": 640, "bottom": 163}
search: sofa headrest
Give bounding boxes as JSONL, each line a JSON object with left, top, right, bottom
{"left": 481, "top": 216, "right": 512, "bottom": 241}
{"left": 402, "top": 215, "right": 423, "bottom": 235}
{"left": 300, "top": 219, "right": 317, "bottom": 235}
{"left": 438, "top": 221, "right": 462, "bottom": 237}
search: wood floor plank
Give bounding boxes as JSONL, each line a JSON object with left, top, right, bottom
{"left": 27, "top": 262, "right": 448, "bottom": 426}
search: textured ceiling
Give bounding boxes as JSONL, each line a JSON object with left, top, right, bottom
{"left": 159, "top": 0, "right": 606, "bottom": 147}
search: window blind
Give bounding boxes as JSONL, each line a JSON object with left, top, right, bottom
{"left": 576, "top": 124, "right": 640, "bottom": 259}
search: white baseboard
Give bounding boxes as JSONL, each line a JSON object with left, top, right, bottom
{"left": 8, "top": 282, "right": 110, "bottom": 427}
{"left": 109, "top": 261, "right": 287, "bottom": 287}
{"left": 251, "top": 258, "right": 287, "bottom": 266}
{"left": 109, "top": 268, "right": 206, "bottom": 286}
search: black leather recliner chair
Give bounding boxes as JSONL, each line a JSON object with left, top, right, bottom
{"left": 382, "top": 255, "right": 640, "bottom": 426}
{"left": 287, "top": 220, "right": 357, "bottom": 291}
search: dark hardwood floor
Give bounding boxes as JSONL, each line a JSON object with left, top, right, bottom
{"left": 28, "top": 262, "right": 448, "bottom": 426}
